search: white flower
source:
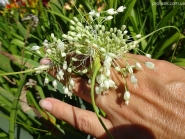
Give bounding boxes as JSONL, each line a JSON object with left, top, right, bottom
{"left": 51, "top": 33, "right": 55, "bottom": 38}
{"left": 145, "top": 54, "right": 151, "bottom": 58}
{"left": 117, "top": 6, "right": 126, "bottom": 12}
{"left": 127, "top": 66, "right": 133, "bottom": 74}
{"left": 105, "top": 16, "right": 113, "bottom": 21}
{"left": 107, "top": 8, "right": 115, "bottom": 15}
{"left": 43, "top": 40, "right": 49, "bottom": 47}
{"left": 130, "top": 75, "right": 138, "bottom": 86}
{"left": 0, "top": 0, "right": 9, "bottom": 6}
{"left": 44, "top": 77, "right": 49, "bottom": 85}
{"left": 61, "top": 52, "right": 66, "bottom": 57}
{"left": 124, "top": 91, "right": 130, "bottom": 105}
{"left": 103, "top": 80, "right": 110, "bottom": 89}
{"left": 63, "top": 61, "right": 67, "bottom": 70}
{"left": 57, "top": 70, "right": 64, "bottom": 81}
{"left": 57, "top": 42, "right": 65, "bottom": 51}
{"left": 136, "top": 34, "right": 141, "bottom": 38}
{"left": 67, "top": 68, "right": 72, "bottom": 73}
{"left": 135, "top": 62, "right": 143, "bottom": 70}
{"left": 52, "top": 80, "right": 58, "bottom": 90}
{"left": 63, "top": 86, "right": 69, "bottom": 94}
{"left": 145, "top": 62, "right": 155, "bottom": 69}
{"left": 123, "top": 30, "right": 128, "bottom": 34}
{"left": 95, "top": 12, "right": 100, "bottom": 17}
{"left": 89, "top": 10, "right": 96, "bottom": 16}
{"left": 95, "top": 86, "right": 101, "bottom": 94}
{"left": 69, "top": 78, "right": 75, "bottom": 88}
{"left": 30, "top": 46, "right": 40, "bottom": 50}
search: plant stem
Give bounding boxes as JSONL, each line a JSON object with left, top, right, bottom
{"left": 91, "top": 56, "right": 114, "bottom": 139}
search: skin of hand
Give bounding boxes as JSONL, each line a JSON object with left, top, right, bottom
{"left": 39, "top": 54, "right": 185, "bottom": 139}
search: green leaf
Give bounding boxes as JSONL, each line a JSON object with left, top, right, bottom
{"left": 172, "top": 58, "right": 185, "bottom": 67}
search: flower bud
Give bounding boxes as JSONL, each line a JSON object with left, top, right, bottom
{"left": 145, "top": 54, "right": 151, "bottom": 58}
{"left": 135, "top": 62, "right": 143, "bottom": 70}
{"left": 105, "top": 16, "right": 113, "bottom": 21}
{"left": 106, "top": 8, "right": 115, "bottom": 15}
{"left": 30, "top": 46, "right": 40, "bottom": 50}
{"left": 145, "top": 62, "right": 155, "bottom": 69}
{"left": 130, "top": 75, "right": 138, "bottom": 85}
{"left": 124, "top": 91, "right": 130, "bottom": 105}
{"left": 117, "top": 6, "right": 126, "bottom": 12}
{"left": 52, "top": 80, "right": 58, "bottom": 90}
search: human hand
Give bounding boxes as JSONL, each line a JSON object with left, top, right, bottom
{"left": 39, "top": 54, "right": 185, "bottom": 139}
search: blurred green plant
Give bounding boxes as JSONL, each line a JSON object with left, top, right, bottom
{"left": 0, "top": 0, "right": 185, "bottom": 139}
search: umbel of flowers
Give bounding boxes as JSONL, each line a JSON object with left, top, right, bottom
{"left": 31, "top": 6, "right": 155, "bottom": 105}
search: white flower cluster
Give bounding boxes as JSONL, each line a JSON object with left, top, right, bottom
{"left": 31, "top": 6, "right": 155, "bottom": 104}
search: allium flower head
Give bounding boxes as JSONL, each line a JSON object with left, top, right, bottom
{"left": 30, "top": 6, "right": 155, "bottom": 104}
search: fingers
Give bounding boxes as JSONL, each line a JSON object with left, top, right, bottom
{"left": 39, "top": 98, "right": 113, "bottom": 138}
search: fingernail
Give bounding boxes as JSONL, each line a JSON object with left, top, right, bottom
{"left": 39, "top": 99, "right": 52, "bottom": 111}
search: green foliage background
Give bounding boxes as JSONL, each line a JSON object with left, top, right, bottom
{"left": 0, "top": 0, "right": 185, "bottom": 138}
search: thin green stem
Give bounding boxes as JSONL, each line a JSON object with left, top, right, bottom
{"left": 9, "top": 74, "right": 27, "bottom": 139}
{"left": 91, "top": 56, "right": 114, "bottom": 139}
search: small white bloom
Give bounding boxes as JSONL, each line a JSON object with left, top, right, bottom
{"left": 105, "top": 67, "right": 111, "bottom": 77}
{"left": 107, "top": 8, "right": 115, "bottom": 15}
{"left": 108, "top": 52, "right": 116, "bottom": 58}
{"left": 135, "top": 62, "right": 143, "bottom": 70}
{"left": 46, "top": 49, "right": 52, "bottom": 54}
{"left": 67, "top": 68, "right": 72, "bottom": 73}
{"left": 57, "top": 42, "right": 65, "bottom": 51}
{"left": 103, "top": 80, "right": 110, "bottom": 90}
{"left": 61, "top": 52, "right": 66, "bottom": 57}
{"left": 95, "top": 86, "right": 101, "bottom": 94}
{"left": 70, "top": 20, "right": 75, "bottom": 25}
{"left": 99, "top": 47, "right": 106, "bottom": 53}
{"left": 63, "top": 86, "right": 69, "bottom": 94}
{"left": 136, "top": 34, "right": 141, "bottom": 38}
{"left": 73, "top": 17, "right": 79, "bottom": 22}
{"left": 117, "top": 6, "right": 126, "bottom": 12}
{"left": 30, "top": 46, "right": 40, "bottom": 51}
{"left": 82, "top": 69, "right": 88, "bottom": 74}
{"left": 44, "top": 77, "right": 49, "bottom": 85}
{"left": 88, "top": 79, "right": 91, "bottom": 84}
{"left": 115, "top": 66, "right": 121, "bottom": 72}
{"left": 72, "top": 57, "right": 78, "bottom": 61}
{"left": 69, "top": 78, "right": 75, "bottom": 88}
{"left": 127, "top": 66, "right": 133, "bottom": 74}
{"left": 105, "top": 16, "right": 113, "bottom": 21}
{"left": 145, "top": 54, "right": 151, "bottom": 58}
{"left": 130, "top": 75, "right": 138, "bottom": 86}
{"left": 123, "top": 30, "right": 128, "bottom": 34}
{"left": 124, "top": 91, "right": 130, "bottom": 105}
{"left": 51, "top": 33, "right": 55, "bottom": 38}
{"left": 57, "top": 70, "right": 64, "bottom": 80}
{"left": 76, "top": 50, "right": 82, "bottom": 54}
{"left": 95, "top": 12, "right": 100, "bottom": 17}
{"left": 145, "top": 62, "right": 155, "bottom": 69}
{"left": 52, "top": 80, "right": 58, "bottom": 90}
{"left": 121, "top": 25, "right": 126, "bottom": 31}
{"left": 89, "top": 10, "right": 96, "bottom": 16}
{"left": 63, "top": 61, "right": 67, "bottom": 70}
{"left": 43, "top": 40, "right": 49, "bottom": 47}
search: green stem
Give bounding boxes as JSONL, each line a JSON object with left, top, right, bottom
{"left": 137, "top": 26, "right": 180, "bottom": 44}
{"left": 9, "top": 74, "right": 27, "bottom": 139}
{"left": 91, "top": 56, "right": 114, "bottom": 139}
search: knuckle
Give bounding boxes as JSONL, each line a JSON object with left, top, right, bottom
{"left": 77, "top": 114, "right": 92, "bottom": 132}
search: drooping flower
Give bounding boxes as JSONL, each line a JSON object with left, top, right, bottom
{"left": 117, "top": 6, "right": 126, "bottom": 12}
